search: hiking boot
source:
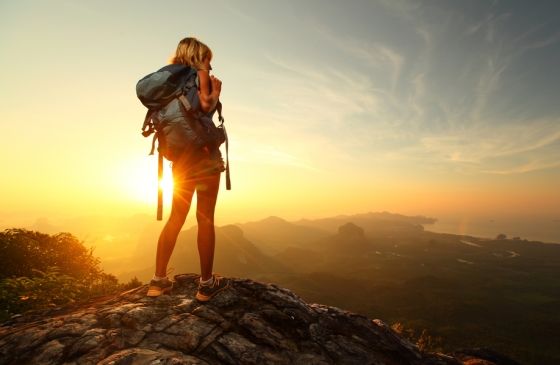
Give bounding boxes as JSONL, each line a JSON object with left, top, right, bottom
{"left": 147, "top": 277, "right": 173, "bottom": 297}
{"left": 195, "top": 274, "right": 230, "bottom": 302}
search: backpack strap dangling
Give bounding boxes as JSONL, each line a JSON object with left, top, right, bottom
{"left": 142, "top": 109, "right": 156, "bottom": 136}
{"left": 215, "top": 101, "right": 231, "bottom": 190}
{"left": 142, "top": 109, "right": 159, "bottom": 156}
{"left": 157, "top": 150, "right": 163, "bottom": 221}
{"left": 224, "top": 125, "right": 231, "bottom": 190}
{"left": 216, "top": 101, "right": 224, "bottom": 123}
{"left": 149, "top": 134, "right": 157, "bottom": 156}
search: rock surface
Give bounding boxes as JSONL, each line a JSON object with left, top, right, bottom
{"left": 0, "top": 274, "right": 518, "bottom": 365}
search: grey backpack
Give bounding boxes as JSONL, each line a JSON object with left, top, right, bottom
{"left": 136, "top": 64, "right": 230, "bottom": 219}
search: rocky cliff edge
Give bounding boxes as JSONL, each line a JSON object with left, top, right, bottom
{"left": 0, "top": 274, "right": 519, "bottom": 365}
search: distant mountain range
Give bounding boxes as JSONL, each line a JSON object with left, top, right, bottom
{"left": 23, "top": 211, "right": 560, "bottom": 364}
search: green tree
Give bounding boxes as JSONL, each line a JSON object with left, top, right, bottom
{"left": 0, "top": 229, "right": 99, "bottom": 280}
{"left": 0, "top": 229, "right": 132, "bottom": 322}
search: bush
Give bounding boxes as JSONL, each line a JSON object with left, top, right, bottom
{"left": 0, "top": 229, "right": 100, "bottom": 280}
{"left": 391, "top": 321, "right": 444, "bottom": 353}
{"left": 0, "top": 267, "right": 83, "bottom": 315}
{"left": 121, "top": 276, "right": 143, "bottom": 291}
{"left": 0, "top": 229, "right": 134, "bottom": 322}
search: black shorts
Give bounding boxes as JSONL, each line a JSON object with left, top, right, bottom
{"left": 172, "top": 153, "right": 225, "bottom": 183}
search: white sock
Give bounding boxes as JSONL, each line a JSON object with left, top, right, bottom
{"left": 153, "top": 275, "right": 167, "bottom": 281}
{"left": 200, "top": 275, "right": 214, "bottom": 286}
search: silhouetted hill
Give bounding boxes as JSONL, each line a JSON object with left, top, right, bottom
{"left": 295, "top": 211, "right": 436, "bottom": 235}
{"left": 0, "top": 274, "right": 519, "bottom": 365}
{"left": 236, "top": 216, "right": 329, "bottom": 255}
{"left": 75, "top": 211, "right": 559, "bottom": 364}
{"left": 261, "top": 222, "right": 559, "bottom": 365}
{"left": 330, "top": 222, "right": 371, "bottom": 252}
{"left": 121, "top": 225, "right": 289, "bottom": 282}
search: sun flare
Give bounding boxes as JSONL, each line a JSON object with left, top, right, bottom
{"left": 159, "top": 169, "right": 174, "bottom": 204}
{"left": 120, "top": 157, "right": 175, "bottom": 208}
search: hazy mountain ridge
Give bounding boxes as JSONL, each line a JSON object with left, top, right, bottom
{"left": 16, "top": 211, "right": 559, "bottom": 364}
{"left": 294, "top": 211, "right": 436, "bottom": 234}
{"left": 235, "top": 216, "right": 330, "bottom": 255}
{"left": 223, "top": 213, "right": 560, "bottom": 365}
{"left": 23, "top": 212, "right": 558, "bottom": 280}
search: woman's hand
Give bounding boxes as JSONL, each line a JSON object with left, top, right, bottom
{"left": 210, "top": 75, "right": 222, "bottom": 97}
{"left": 198, "top": 71, "right": 221, "bottom": 113}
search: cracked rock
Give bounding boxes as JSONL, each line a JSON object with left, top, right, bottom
{"left": 0, "top": 273, "right": 516, "bottom": 365}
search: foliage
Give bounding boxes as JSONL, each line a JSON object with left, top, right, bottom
{"left": 391, "top": 322, "right": 443, "bottom": 353}
{"left": 0, "top": 229, "right": 100, "bottom": 280}
{"left": 121, "top": 276, "right": 143, "bottom": 291}
{"left": 0, "top": 229, "right": 141, "bottom": 322}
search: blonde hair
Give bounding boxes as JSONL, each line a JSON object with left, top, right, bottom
{"left": 170, "top": 37, "right": 212, "bottom": 69}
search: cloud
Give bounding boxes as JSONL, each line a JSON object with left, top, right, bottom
{"left": 229, "top": 2, "right": 560, "bottom": 176}
{"left": 525, "top": 31, "right": 560, "bottom": 50}
{"left": 222, "top": 2, "right": 258, "bottom": 23}
{"left": 480, "top": 159, "right": 560, "bottom": 175}
{"left": 410, "top": 119, "right": 560, "bottom": 174}
{"left": 310, "top": 22, "right": 405, "bottom": 93}
{"left": 248, "top": 145, "right": 319, "bottom": 171}
{"left": 513, "top": 22, "right": 560, "bottom": 52}
{"left": 261, "top": 54, "right": 382, "bottom": 129}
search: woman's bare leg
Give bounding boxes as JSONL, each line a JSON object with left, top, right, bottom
{"left": 195, "top": 173, "right": 221, "bottom": 281}
{"left": 155, "top": 177, "right": 196, "bottom": 277}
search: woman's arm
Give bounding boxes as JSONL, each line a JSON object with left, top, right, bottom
{"left": 198, "top": 68, "right": 222, "bottom": 113}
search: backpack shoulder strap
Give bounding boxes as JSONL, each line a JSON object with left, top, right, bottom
{"left": 224, "top": 123, "right": 231, "bottom": 190}
{"left": 141, "top": 109, "right": 160, "bottom": 156}
{"left": 215, "top": 101, "right": 231, "bottom": 190}
{"left": 216, "top": 101, "right": 224, "bottom": 123}
{"left": 141, "top": 109, "right": 156, "bottom": 136}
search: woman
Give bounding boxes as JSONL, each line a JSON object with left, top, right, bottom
{"left": 147, "top": 37, "right": 229, "bottom": 301}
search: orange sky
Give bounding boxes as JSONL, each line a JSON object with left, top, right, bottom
{"left": 1, "top": 1, "right": 559, "bottom": 237}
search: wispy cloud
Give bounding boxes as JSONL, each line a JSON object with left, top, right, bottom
{"left": 310, "top": 21, "right": 405, "bottom": 94}
{"left": 409, "top": 118, "right": 560, "bottom": 174}
{"left": 512, "top": 22, "right": 560, "bottom": 52}
{"left": 480, "top": 160, "right": 560, "bottom": 175}
{"left": 465, "top": 12, "right": 512, "bottom": 43}
{"left": 248, "top": 145, "right": 319, "bottom": 171}
{"left": 524, "top": 31, "right": 560, "bottom": 50}
{"left": 229, "top": 1, "right": 560, "bottom": 176}
{"left": 221, "top": 1, "right": 258, "bottom": 23}
{"left": 261, "top": 54, "right": 382, "bottom": 129}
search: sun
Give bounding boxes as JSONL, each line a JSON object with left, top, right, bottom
{"left": 120, "top": 156, "right": 175, "bottom": 208}
{"left": 159, "top": 168, "right": 174, "bottom": 204}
